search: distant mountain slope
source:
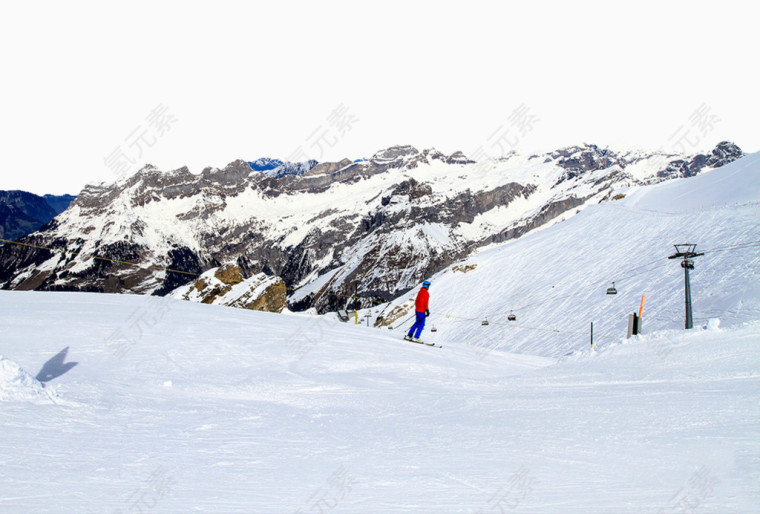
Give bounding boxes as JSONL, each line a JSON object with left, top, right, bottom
{"left": 247, "top": 158, "right": 319, "bottom": 178}
{"left": 43, "top": 194, "right": 77, "bottom": 215}
{"left": 0, "top": 190, "right": 77, "bottom": 242}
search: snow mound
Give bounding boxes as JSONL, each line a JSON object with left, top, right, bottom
{"left": 0, "top": 355, "right": 58, "bottom": 404}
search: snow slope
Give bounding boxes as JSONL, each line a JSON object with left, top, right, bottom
{"left": 0, "top": 292, "right": 757, "bottom": 512}
{"left": 379, "top": 151, "right": 760, "bottom": 358}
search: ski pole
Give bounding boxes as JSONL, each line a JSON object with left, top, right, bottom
{"left": 389, "top": 313, "right": 416, "bottom": 330}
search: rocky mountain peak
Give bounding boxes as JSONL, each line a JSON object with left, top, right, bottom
{"left": 247, "top": 157, "right": 319, "bottom": 179}
{"left": 197, "top": 160, "right": 255, "bottom": 187}
{"left": 371, "top": 145, "right": 420, "bottom": 163}
{"left": 248, "top": 158, "right": 283, "bottom": 172}
{"left": 226, "top": 159, "right": 254, "bottom": 172}
{"left": 706, "top": 141, "right": 743, "bottom": 167}
{"left": 305, "top": 159, "right": 353, "bottom": 177}
{"left": 548, "top": 144, "right": 620, "bottom": 170}
{"left": 652, "top": 141, "right": 744, "bottom": 183}
{"left": 445, "top": 151, "right": 474, "bottom": 165}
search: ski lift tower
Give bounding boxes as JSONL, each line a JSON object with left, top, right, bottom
{"left": 668, "top": 244, "right": 704, "bottom": 329}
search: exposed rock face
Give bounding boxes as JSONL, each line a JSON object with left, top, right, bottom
{"left": 372, "top": 145, "right": 419, "bottom": 163}
{"left": 171, "top": 265, "right": 287, "bottom": 312}
{"left": 652, "top": 141, "right": 744, "bottom": 182}
{"left": 551, "top": 144, "right": 622, "bottom": 172}
{"left": 214, "top": 264, "right": 244, "bottom": 286}
{"left": 551, "top": 145, "right": 625, "bottom": 186}
{"left": 246, "top": 280, "right": 287, "bottom": 312}
{"left": 446, "top": 151, "right": 475, "bottom": 165}
{"left": 306, "top": 159, "right": 354, "bottom": 176}
{"left": 263, "top": 159, "right": 319, "bottom": 178}
{"left": 0, "top": 142, "right": 744, "bottom": 314}
{"left": 706, "top": 141, "right": 743, "bottom": 167}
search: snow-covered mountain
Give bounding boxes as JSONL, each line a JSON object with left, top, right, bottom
{"left": 1, "top": 145, "right": 758, "bottom": 512}
{"left": 248, "top": 157, "right": 320, "bottom": 178}
{"left": 0, "top": 142, "right": 743, "bottom": 314}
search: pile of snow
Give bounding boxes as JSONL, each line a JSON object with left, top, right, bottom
{"left": 0, "top": 354, "right": 57, "bottom": 404}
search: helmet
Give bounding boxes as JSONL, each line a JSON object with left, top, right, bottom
{"left": 422, "top": 280, "right": 431, "bottom": 288}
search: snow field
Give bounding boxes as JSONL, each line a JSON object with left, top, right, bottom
{"left": 1, "top": 291, "right": 758, "bottom": 512}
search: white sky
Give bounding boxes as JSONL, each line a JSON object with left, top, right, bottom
{"left": 1, "top": 0, "right": 757, "bottom": 195}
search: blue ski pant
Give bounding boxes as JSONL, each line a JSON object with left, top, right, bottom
{"left": 408, "top": 311, "right": 426, "bottom": 338}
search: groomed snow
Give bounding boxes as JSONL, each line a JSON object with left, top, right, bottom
{"left": 0, "top": 292, "right": 757, "bottom": 512}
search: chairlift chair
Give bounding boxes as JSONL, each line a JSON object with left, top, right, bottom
{"left": 481, "top": 317, "right": 489, "bottom": 326}
{"left": 431, "top": 326, "right": 437, "bottom": 333}
{"left": 606, "top": 282, "right": 617, "bottom": 295}
{"left": 508, "top": 311, "right": 516, "bottom": 322}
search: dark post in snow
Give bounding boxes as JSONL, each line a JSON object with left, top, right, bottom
{"left": 668, "top": 244, "right": 704, "bottom": 329}
{"left": 627, "top": 313, "right": 641, "bottom": 338}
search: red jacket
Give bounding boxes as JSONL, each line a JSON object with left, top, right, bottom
{"left": 415, "top": 287, "right": 429, "bottom": 313}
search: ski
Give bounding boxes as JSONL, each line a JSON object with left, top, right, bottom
{"left": 402, "top": 336, "right": 441, "bottom": 348}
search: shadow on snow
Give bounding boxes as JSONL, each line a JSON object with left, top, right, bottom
{"left": 35, "top": 346, "right": 78, "bottom": 383}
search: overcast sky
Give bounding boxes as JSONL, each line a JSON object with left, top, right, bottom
{"left": 1, "top": 0, "right": 756, "bottom": 195}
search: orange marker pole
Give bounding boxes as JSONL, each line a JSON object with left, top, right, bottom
{"left": 639, "top": 295, "right": 646, "bottom": 318}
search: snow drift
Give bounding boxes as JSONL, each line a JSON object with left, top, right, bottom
{"left": 0, "top": 354, "right": 57, "bottom": 404}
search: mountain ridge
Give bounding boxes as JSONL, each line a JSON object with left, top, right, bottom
{"left": 0, "top": 141, "right": 743, "bottom": 314}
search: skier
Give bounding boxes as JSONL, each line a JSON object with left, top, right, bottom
{"left": 404, "top": 280, "right": 430, "bottom": 343}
